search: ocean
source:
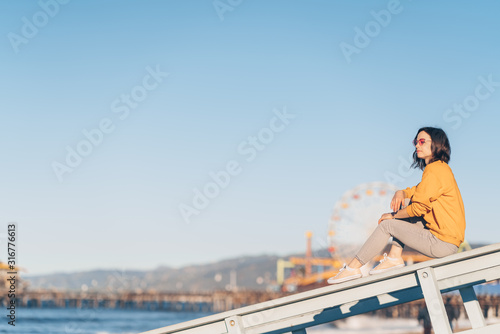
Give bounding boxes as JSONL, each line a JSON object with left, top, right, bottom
{"left": 2, "top": 307, "right": 498, "bottom": 334}
{"left": 0, "top": 308, "right": 213, "bottom": 334}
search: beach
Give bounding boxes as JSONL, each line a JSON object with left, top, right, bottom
{"left": 307, "top": 314, "right": 500, "bottom": 334}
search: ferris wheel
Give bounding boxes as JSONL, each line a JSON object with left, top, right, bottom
{"left": 328, "top": 182, "right": 399, "bottom": 260}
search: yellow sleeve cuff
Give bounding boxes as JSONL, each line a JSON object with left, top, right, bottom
{"left": 406, "top": 205, "right": 415, "bottom": 217}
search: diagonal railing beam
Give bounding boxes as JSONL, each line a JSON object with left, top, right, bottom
{"left": 141, "top": 243, "right": 500, "bottom": 334}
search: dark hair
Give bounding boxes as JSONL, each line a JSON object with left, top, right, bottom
{"left": 412, "top": 127, "right": 451, "bottom": 170}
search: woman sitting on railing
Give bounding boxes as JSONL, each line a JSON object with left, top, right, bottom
{"left": 328, "top": 127, "right": 466, "bottom": 284}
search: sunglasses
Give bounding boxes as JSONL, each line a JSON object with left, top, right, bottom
{"left": 413, "top": 138, "right": 430, "bottom": 146}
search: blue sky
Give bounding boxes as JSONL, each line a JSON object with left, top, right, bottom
{"left": 1, "top": 0, "right": 499, "bottom": 275}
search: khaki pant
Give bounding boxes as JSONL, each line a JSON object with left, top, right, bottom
{"left": 355, "top": 199, "right": 458, "bottom": 265}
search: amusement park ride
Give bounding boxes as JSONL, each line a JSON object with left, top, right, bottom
{"left": 277, "top": 182, "right": 471, "bottom": 292}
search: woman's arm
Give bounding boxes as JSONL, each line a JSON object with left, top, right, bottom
{"left": 406, "top": 166, "right": 442, "bottom": 218}
{"left": 378, "top": 208, "right": 410, "bottom": 224}
{"left": 380, "top": 191, "right": 411, "bottom": 224}
{"left": 390, "top": 190, "right": 406, "bottom": 212}
{"left": 403, "top": 186, "right": 417, "bottom": 199}
{"left": 393, "top": 208, "right": 410, "bottom": 219}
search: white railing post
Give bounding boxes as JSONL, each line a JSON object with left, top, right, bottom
{"left": 225, "top": 315, "right": 245, "bottom": 334}
{"left": 459, "top": 286, "right": 487, "bottom": 329}
{"left": 417, "top": 267, "right": 452, "bottom": 334}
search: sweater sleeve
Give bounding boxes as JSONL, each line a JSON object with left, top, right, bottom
{"left": 403, "top": 186, "right": 417, "bottom": 198}
{"left": 406, "top": 166, "right": 443, "bottom": 217}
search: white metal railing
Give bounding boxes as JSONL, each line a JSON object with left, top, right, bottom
{"left": 140, "top": 243, "right": 500, "bottom": 334}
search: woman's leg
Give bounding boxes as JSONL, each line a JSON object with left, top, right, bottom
{"left": 349, "top": 199, "right": 411, "bottom": 268}
{"left": 351, "top": 217, "right": 417, "bottom": 267}
{"left": 346, "top": 218, "right": 414, "bottom": 269}
{"left": 327, "top": 219, "right": 412, "bottom": 283}
{"left": 329, "top": 198, "right": 457, "bottom": 283}
{"left": 353, "top": 217, "right": 458, "bottom": 267}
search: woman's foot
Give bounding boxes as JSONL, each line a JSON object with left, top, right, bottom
{"left": 369, "top": 253, "right": 405, "bottom": 275}
{"left": 327, "top": 264, "right": 362, "bottom": 284}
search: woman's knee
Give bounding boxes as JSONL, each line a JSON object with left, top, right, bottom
{"left": 379, "top": 218, "right": 398, "bottom": 231}
{"left": 379, "top": 218, "right": 415, "bottom": 241}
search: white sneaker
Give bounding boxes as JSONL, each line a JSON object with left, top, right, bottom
{"left": 369, "top": 253, "right": 405, "bottom": 275}
{"left": 327, "top": 264, "right": 362, "bottom": 284}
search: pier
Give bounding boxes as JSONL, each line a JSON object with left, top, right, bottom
{"left": 0, "top": 289, "right": 289, "bottom": 313}
{"left": 0, "top": 285, "right": 498, "bottom": 319}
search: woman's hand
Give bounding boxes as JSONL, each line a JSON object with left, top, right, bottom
{"left": 378, "top": 213, "right": 394, "bottom": 224}
{"left": 391, "top": 190, "right": 406, "bottom": 212}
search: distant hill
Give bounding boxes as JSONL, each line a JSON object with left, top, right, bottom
{"left": 23, "top": 243, "right": 487, "bottom": 293}
{"left": 23, "top": 254, "right": 282, "bottom": 293}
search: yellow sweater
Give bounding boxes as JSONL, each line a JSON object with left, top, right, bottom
{"left": 403, "top": 160, "right": 466, "bottom": 247}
